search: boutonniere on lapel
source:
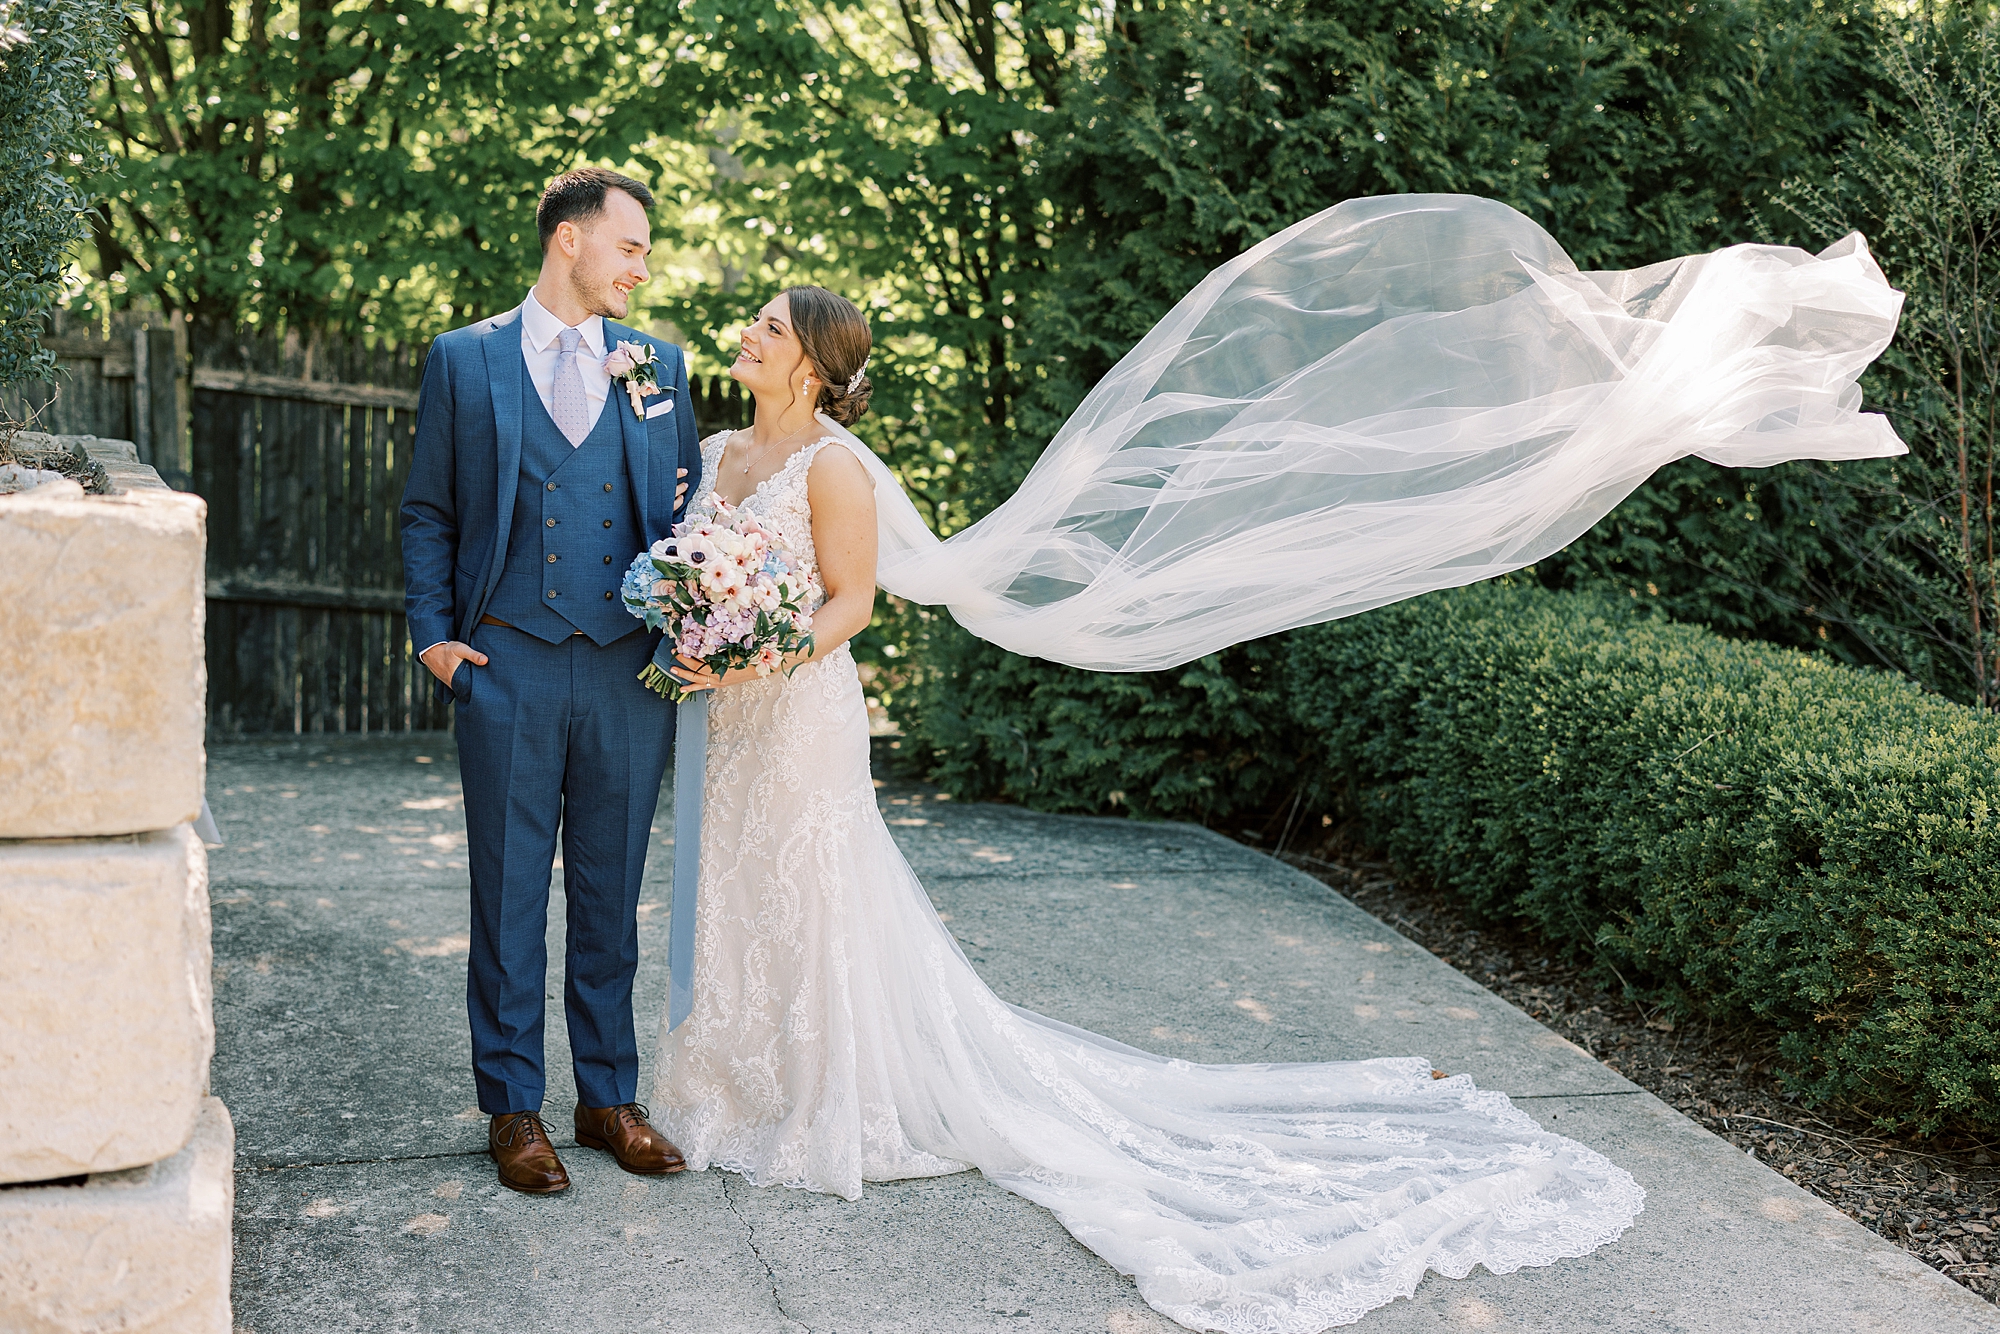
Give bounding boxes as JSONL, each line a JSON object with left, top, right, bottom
{"left": 604, "top": 340, "right": 663, "bottom": 419}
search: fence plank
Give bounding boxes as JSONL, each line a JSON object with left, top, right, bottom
{"left": 192, "top": 367, "right": 420, "bottom": 410}
{"left": 206, "top": 577, "right": 404, "bottom": 612}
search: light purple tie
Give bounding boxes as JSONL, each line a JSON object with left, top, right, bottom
{"left": 551, "top": 327, "right": 591, "bottom": 446}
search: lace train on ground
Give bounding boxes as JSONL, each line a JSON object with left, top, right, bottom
{"left": 651, "top": 434, "right": 1644, "bottom": 1333}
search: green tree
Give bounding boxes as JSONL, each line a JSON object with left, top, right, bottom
{"left": 96, "top": 0, "right": 710, "bottom": 341}
{"left": 1015, "top": 0, "right": 1879, "bottom": 502}
{"left": 646, "top": 0, "right": 1098, "bottom": 523}
{"left": 1547, "top": 13, "right": 2000, "bottom": 707}
{"left": 894, "top": 0, "right": 1883, "bottom": 814}
{"left": 0, "top": 0, "right": 120, "bottom": 393}
{"left": 93, "top": 0, "right": 1094, "bottom": 473}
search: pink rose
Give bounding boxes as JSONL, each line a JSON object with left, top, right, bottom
{"left": 604, "top": 347, "right": 636, "bottom": 377}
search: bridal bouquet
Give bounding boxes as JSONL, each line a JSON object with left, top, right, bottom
{"left": 622, "top": 497, "right": 818, "bottom": 701}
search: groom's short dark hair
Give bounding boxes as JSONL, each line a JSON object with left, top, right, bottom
{"left": 537, "top": 168, "right": 656, "bottom": 254}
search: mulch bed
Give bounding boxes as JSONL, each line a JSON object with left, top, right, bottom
{"left": 1247, "top": 830, "right": 2000, "bottom": 1306}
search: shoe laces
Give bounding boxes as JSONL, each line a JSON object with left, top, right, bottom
{"left": 496, "top": 1112, "right": 552, "bottom": 1148}
{"left": 611, "top": 1102, "right": 651, "bottom": 1133}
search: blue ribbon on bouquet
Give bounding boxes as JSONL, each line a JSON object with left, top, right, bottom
{"left": 663, "top": 638, "right": 707, "bottom": 1034}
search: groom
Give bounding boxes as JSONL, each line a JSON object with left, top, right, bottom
{"left": 401, "top": 167, "right": 701, "bottom": 1194}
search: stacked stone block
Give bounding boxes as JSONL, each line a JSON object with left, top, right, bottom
{"left": 0, "top": 436, "right": 233, "bottom": 1332}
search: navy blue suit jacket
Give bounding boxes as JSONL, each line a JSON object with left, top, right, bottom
{"left": 400, "top": 308, "right": 704, "bottom": 696}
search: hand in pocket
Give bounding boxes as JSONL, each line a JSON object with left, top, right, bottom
{"left": 421, "top": 640, "right": 488, "bottom": 690}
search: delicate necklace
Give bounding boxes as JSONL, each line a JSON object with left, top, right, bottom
{"left": 740, "top": 417, "right": 818, "bottom": 476}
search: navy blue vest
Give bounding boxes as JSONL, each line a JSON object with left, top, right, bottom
{"left": 485, "top": 372, "right": 643, "bottom": 646}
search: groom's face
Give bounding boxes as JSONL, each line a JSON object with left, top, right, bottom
{"left": 564, "top": 188, "right": 652, "bottom": 320}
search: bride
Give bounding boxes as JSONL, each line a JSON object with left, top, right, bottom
{"left": 648, "top": 195, "right": 1905, "bottom": 1333}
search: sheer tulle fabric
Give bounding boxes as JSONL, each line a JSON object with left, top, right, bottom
{"left": 653, "top": 439, "right": 1645, "bottom": 1334}
{"left": 841, "top": 193, "right": 1906, "bottom": 670}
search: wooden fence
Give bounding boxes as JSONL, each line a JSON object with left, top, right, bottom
{"left": 14, "top": 313, "right": 751, "bottom": 735}
{"left": 5, "top": 309, "right": 190, "bottom": 484}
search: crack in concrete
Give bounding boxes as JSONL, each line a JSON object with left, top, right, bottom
{"left": 921, "top": 867, "right": 1248, "bottom": 885}
{"left": 722, "top": 1169, "right": 812, "bottom": 1333}
{"left": 1510, "top": 1089, "right": 1644, "bottom": 1101}
{"left": 243, "top": 1148, "right": 489, "bottom": 1172}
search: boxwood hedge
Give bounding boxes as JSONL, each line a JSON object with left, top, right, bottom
{"left": 897, "top": 581, "right": 2000, "bottom": 1133}
{"left": 1288, "top": 582, "right": 2000, "bottom": 1134}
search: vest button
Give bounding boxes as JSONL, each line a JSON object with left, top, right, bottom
{"left": 547, "top": 554, "right": 558, "bottom": 563}
{"left": 603, "top": 483, "right": 613, "bottom": 492}
{"left": 548, "top": 590, "right": 558, "bottom": 598}
{"left": 546, "top": 482, "right": 557, "bottom": 492}
{"left": 604, "top": 591, "right": 614, "bottom": 600}
{"left": 602, "top": 519, "right": 612, "bottom": 528}
{"left": 602, "top": 555, "right": 612, "bottom": 564}
{"left": 545, "top": 518, "right": 556, "bottom": 528}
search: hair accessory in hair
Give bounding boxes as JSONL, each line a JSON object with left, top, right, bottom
{"left": 845, "top": 358, "right": 870, "bottom": 395}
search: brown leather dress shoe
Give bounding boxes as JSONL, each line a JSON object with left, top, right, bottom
{"left": 574, "top": 1102, "right": 686, "bottom": 1175}
{"left": 489, "top": 1111, "right": 570, "bottom": 1194}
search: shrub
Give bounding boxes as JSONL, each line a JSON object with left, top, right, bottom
{"left": 0, "top": 0, "right": 119, "bottom": 393}
{"left": 895, "top": 612, "right": 1307, "bottom": 827}
{"left": 1289, "top": 582, "right": 2000, "bottom": 1134}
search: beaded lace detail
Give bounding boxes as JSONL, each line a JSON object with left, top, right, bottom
{"left": 652, "top": 430, "right": 1644, "bottom": 1332}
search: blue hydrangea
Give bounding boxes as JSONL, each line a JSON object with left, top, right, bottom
{"left": 620, "top": 551, "right": 657, "bottom": 616}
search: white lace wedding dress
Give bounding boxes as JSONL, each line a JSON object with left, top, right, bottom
{"left": 650, "top": 431, "right": 1646, "bottom": 1334}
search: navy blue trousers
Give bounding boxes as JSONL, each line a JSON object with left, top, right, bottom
{"left": 452, "top": 622, "right": 673, "bottom": 1113}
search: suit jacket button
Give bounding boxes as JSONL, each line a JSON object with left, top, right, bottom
{"left": 603, "top": 483, "right": 613, "bottom": 492}
{"left": 546, "top": 518, "right": 556, "bottom": 527}
{"left": 547, "top": 554, "right": 558, "bottom": 563}
{"left": 548, "top": 590, "right": 558, "bottom": 598}
{"left": 602, "top": 519, "right": 612, "bottom": 528}
{"left": 546, "top": 482, "right": 557, "bottom": 492}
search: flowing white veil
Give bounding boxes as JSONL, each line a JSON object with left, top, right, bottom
{"left": 820, "top": 193, "right": 1905, "bottom": 671}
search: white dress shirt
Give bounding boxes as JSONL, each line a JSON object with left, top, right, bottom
{"left": 519, "top": 288, "right": 610, "bottom": 442}
{"left": 417, "top": 293, "right": 615, "bottom": 657}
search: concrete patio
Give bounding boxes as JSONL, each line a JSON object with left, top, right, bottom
{"left": 208, "top": 736, "right": 1998, "bottom": 1333}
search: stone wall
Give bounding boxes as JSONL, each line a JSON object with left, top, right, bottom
{"left": 0, "top": 436, "right": 205, "bottom": 838}
{"left": 0, "top": 436, "right": 233, "bottom": 1333}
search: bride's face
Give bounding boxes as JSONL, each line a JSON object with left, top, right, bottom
{"left": 731, "top": 294, "right": 818, "bottom": 399}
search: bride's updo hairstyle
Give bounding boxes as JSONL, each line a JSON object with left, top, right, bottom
{"left": 785, "top": 286, "right": 873, "bottom": 426}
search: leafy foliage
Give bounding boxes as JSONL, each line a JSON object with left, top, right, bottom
{"left": 97, "top": 0, "right": 715, "bottom": 340}
{"left": 1289, "top": 581, "right": 2000, "bottom": 1135}
{"left": 1544, "top": 14, "right": 2000, "bottom": 708}
{"left": 1009, "top": 0, "right": 1880, "bottom": 489}
{"left": 1531, "top": 457, "right": 1968, "bottom": 695}
{"left": 0, "top": 0, "right": 119, "bottom": 391}
{"left": 894, "top": 620, "right": 1305, "bottom": 822}
{"left": 1781, "top": 15, "right": 2000, "bottom": 704}
{"left": 894, "top": 0, "right": 1880, "bottom": 793}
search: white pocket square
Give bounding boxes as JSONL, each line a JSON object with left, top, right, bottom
{"left": 645, "top": 398, "right": 674, "bottom": 420}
